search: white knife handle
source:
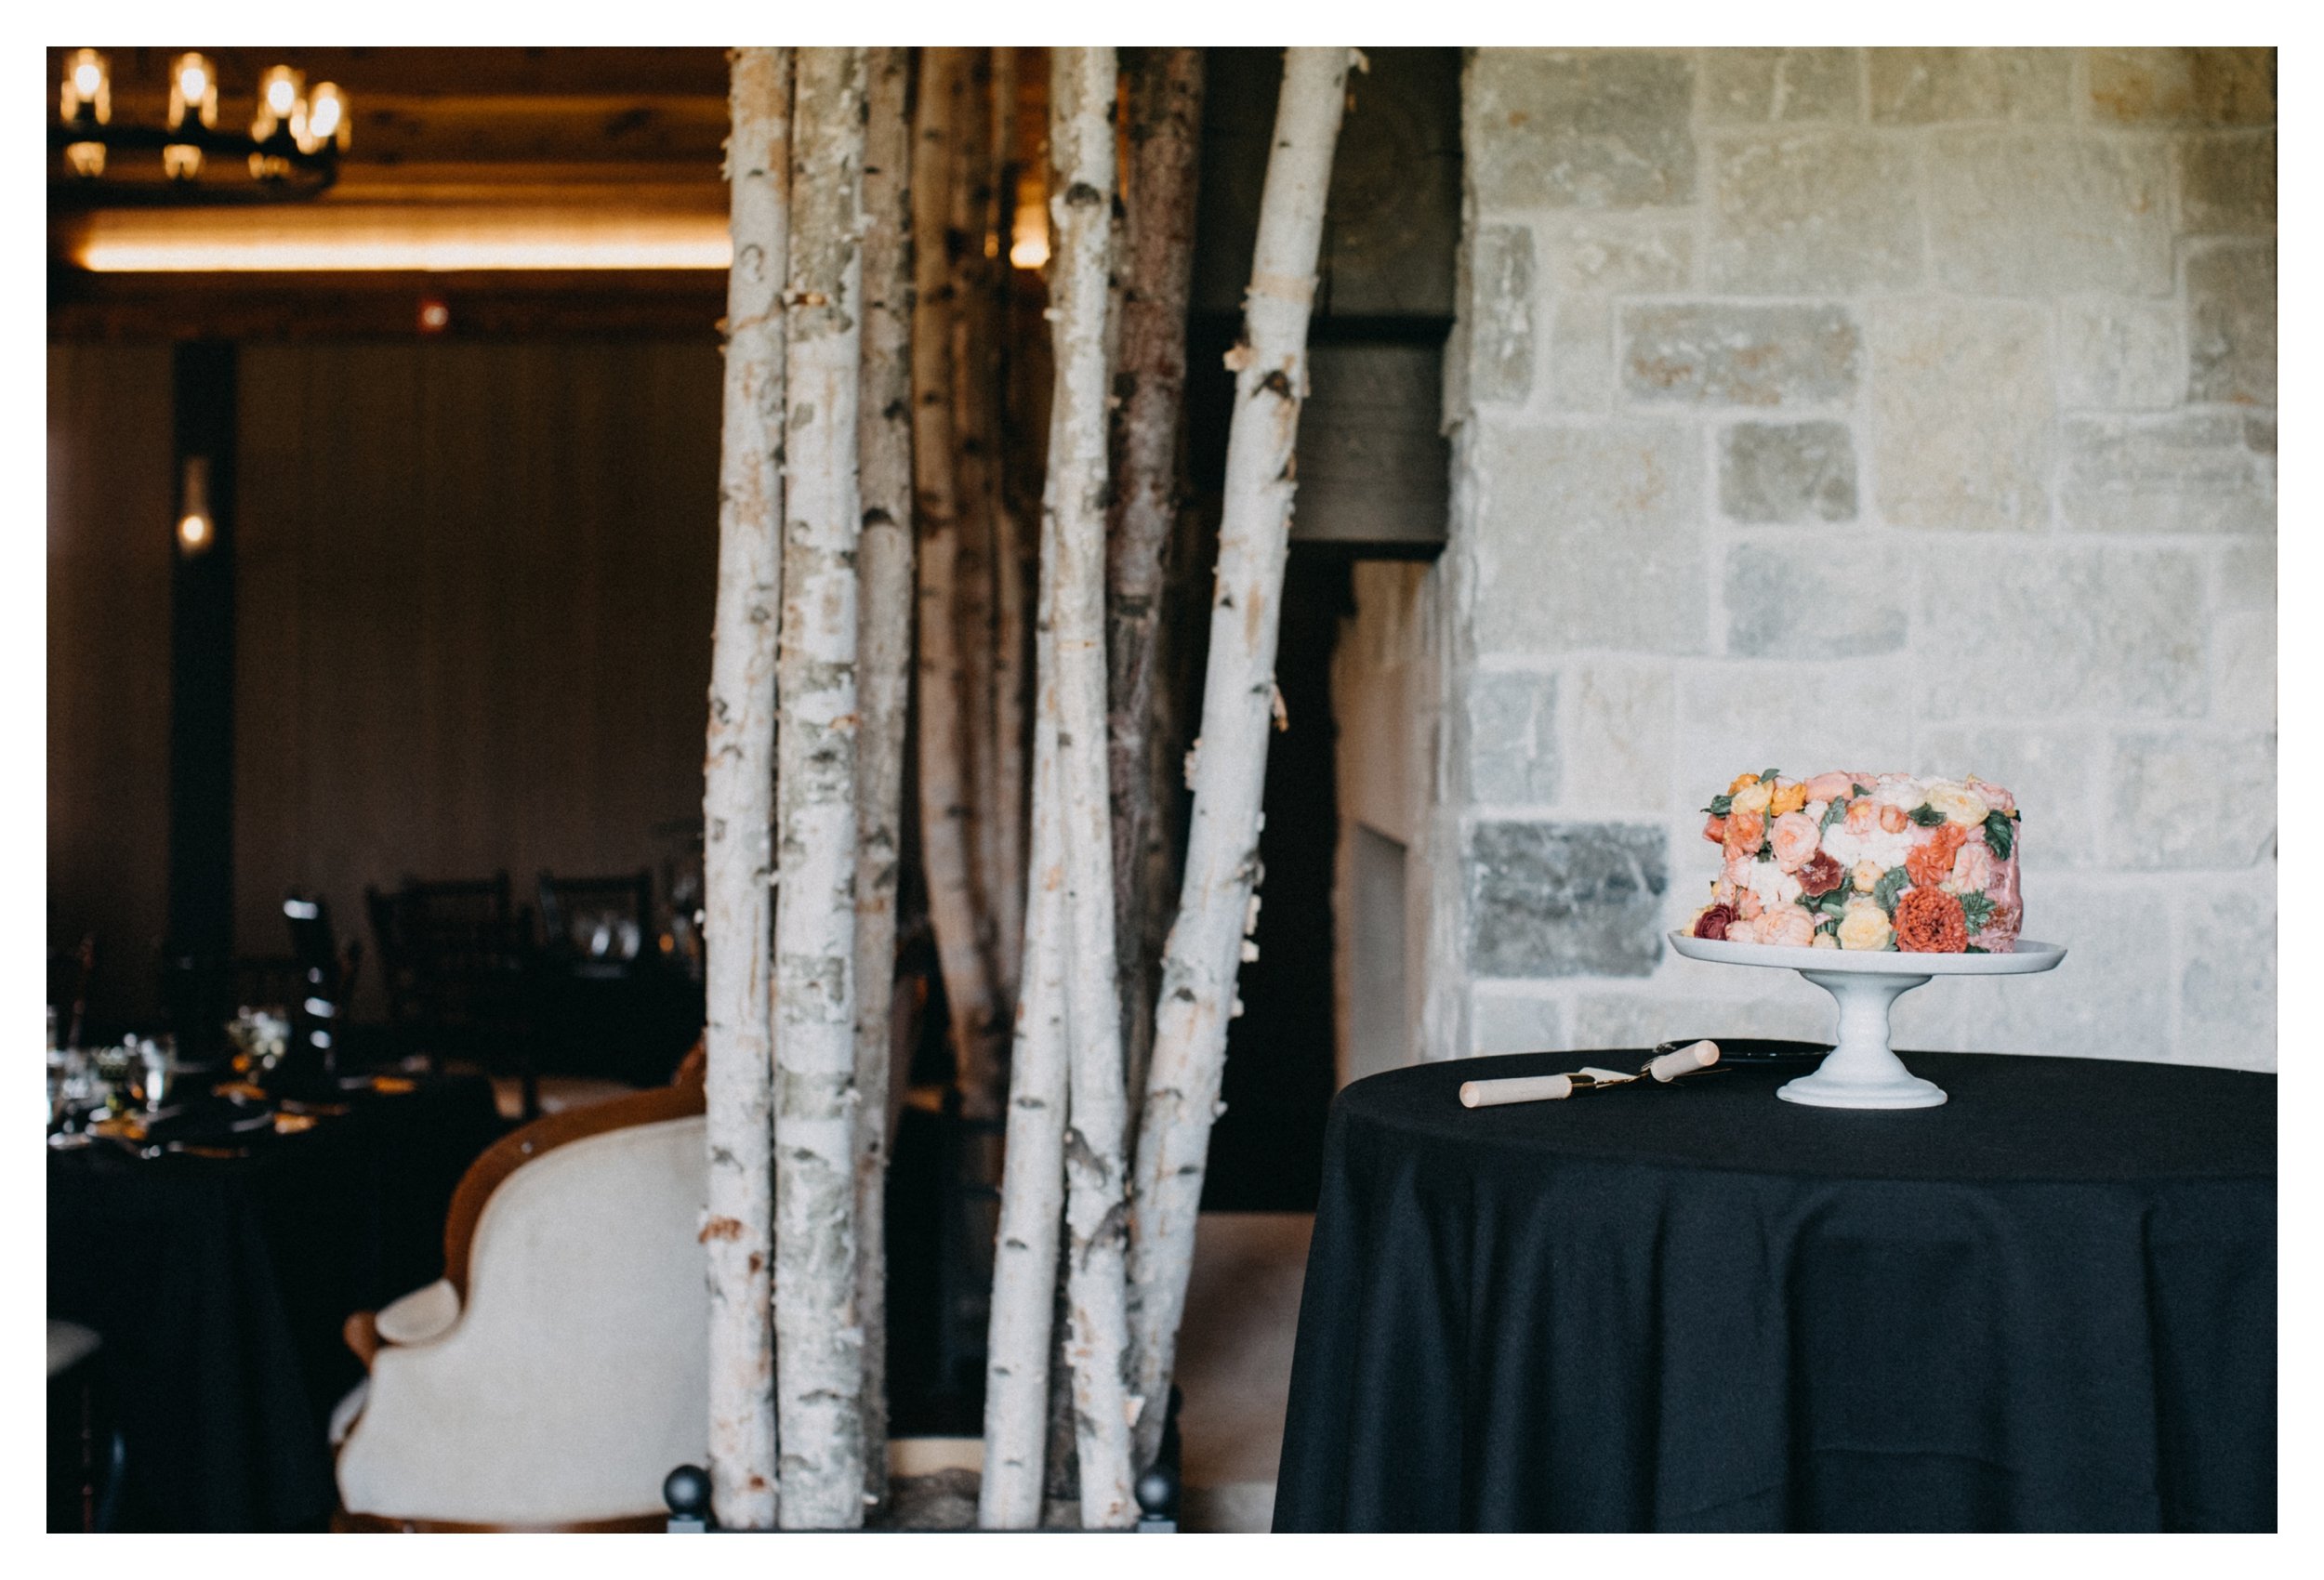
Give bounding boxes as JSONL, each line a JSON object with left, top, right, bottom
{"left": 1459, "top": 1073, "right": 1574, "bottom": 1108}
{"left": 1648, "top": 1040, "right": 1720, "bottom": 1082}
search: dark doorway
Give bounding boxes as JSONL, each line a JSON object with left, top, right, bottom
{"left": 1179, "top": 47, "right": 1459, "bottom": 1211}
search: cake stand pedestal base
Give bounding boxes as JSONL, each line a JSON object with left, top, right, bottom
{"left": 1777, "top": 968, "right": 1946, "bottom": 1110}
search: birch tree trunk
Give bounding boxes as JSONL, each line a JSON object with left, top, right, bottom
{"left": 850, "top": 42, "right": 914, "bottom": 1513}
{"left": 702, "top": 44, "right": 789, "bottom": 1534}
{"left": 950, "top": 51, "right": 1003, "bottom": 1017}
{"left": 909, "top": 47, "right": 1005, "bottom": 1120}
{"left": 984, "top": 45, "right": 1029, "bottom": 997}
{"left": 1107, "top": 47, "right": 1205, "bottom": 1114}
{"left": 773, "top": 45, "right": 868, "bottom": 1530}
{"left": 1045, "top": 45, "right": 1137, "bottom": 1531}
{"left": 1126, "top": 46, "right": 1351, "bottom": 1473}
{"left": 975, "top": 589, "right": 1068, "bottom": 1531}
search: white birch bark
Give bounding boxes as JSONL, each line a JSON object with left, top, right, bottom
{"left": 703, "top": 44, "right": 789, "bottom": 1534}
{"left": 910, "top": 46, "right": 1006, "bottom": 1121}
{"left": 1126, "top": 46, "right": 1351, "bottom": 1473}
{"left": 773, "top": 45, "right": 868, "bottom": 1530}
{"left": 975, "top": 600, "right": 1068, "bottom": 1531}
{"left": 1108, "top": 47, "right": 1205, "bottom": 1116}
{"left": 850, "top": 42, "right": 914, "bottom": 1513}
{"left": 1045, "top": 45, "right": 1137, "bottom": 1531}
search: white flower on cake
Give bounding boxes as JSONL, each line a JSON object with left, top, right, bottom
{"left": 1743, "top": 860, "right": 1802, "bottom": 912}
{"left": 1821, "top": 822, "right": 1913, "bottom": 873}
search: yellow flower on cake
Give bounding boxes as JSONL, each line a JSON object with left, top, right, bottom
{"left": 1730, "top": 777, "right": 1775, "bottom": 817}
{"left": 1767, "top": 780, "right": 1808, "bottom": 817}
{"left": 1923, "top": 781, "right": 1990, "bottom": 827}
{"left": 1837, "top": 901, "right": 1894, "bottom": 952}
{"left": 1851, "top": 860, "right": 1882, "bottom": 893}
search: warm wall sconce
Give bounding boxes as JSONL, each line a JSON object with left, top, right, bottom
{"left": 177, "top": 456, "right": 215, "bottom": 556}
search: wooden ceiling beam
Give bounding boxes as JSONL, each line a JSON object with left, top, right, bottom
{"left": 49, "top": 265, "right": 726, "bottom": 341}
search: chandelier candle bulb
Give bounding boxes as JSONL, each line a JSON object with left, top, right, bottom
{"left": 169, "top": 53, "right": 218, "bottom": 131}
{"left": 62, "top": 50, "right": 109, "bottom": 125}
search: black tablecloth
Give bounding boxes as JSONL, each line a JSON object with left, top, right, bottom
{"left": 1274, "top": 1050, "right": 2276, "bottom": 1532}
{"left": 47, "top": 1076, "right": 503, "bottom": 1531}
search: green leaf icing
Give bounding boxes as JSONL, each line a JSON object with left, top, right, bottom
{"left": 1908, "top": 804, "right": 1947, "bottom": 827}
{"left": 1872, "top": 865, "right": 1911, "bottom": 915}
{"left": 1983, "top": 810, "right": 2014, "bottom": 860}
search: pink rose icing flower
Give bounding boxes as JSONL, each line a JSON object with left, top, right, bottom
{"left": 1803, "top": 770, "right": 1855, "bottom": 804}
{"left": 1966, "top": 775, "right": 2014, "bottom": 815}
{"left": 1948, "top": 841, "right": 1994, "bottom": 895}
{"left": 1769, "top": 810, "right": 1821, "bottom": 873}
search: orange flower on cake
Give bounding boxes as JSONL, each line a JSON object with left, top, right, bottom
{"left": 1893, "top": 887, "right": 1970, "bottom": 954}
{"left": 1723, "top": 808, "right": 1766, "bottom": 860}
{"left": 1767, "top": 780, "right": 1809, "bottom": 818}
{"left": 1905, "top": 823, "right": 1966, "bottom": 889}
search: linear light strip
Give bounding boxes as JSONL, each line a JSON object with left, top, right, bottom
{"left": 78, "top": 235, "right": 734, "bottom": 272}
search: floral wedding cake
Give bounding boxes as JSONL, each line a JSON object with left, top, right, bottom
{"left": 1690, "top": 770, "right": 2022, "bottom": 953}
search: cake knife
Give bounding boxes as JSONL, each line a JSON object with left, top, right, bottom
{"left": 1458, "top": 1040, "right": 1721, "bottom": 1108}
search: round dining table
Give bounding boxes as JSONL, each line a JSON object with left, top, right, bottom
{"left": 1272, "top": 1048, "right": 2275, "bottom": 1532}
{"left": 46, "top": 1073, "right": 503, "bottom": 1531}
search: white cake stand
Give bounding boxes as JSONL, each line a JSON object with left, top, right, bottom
{"left": 1667, "top": 932, "right": 2067, "bottom": 1109}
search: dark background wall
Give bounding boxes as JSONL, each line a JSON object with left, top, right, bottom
{"left": 47, "top": 337, "right": 722, "bottom": 1026}
{"left": 49, "top": 345, "right": 177, "bottom": 1028}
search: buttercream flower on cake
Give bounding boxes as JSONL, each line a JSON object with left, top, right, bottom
{"left": 1893, "top": 887, "right": 1969, "bottom": 953}
{"left": 1923, "top": 783, "right": 1990, "bottom": 827}
{"left": 1755, "top": 903, "right": 1817, "bottom": 949}
{"left": 1836, "top": 900, "right": 1894, "bottom": 952}
{"left": 1770, "top": 810, "right": 1821, "bottom": 872}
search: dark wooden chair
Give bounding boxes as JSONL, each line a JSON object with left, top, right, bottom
{"left": 365, "top": 874, "right": 539, "bottom": 1108}
{"left": 533, "top": 869, "right": 697, "bottom": 1097}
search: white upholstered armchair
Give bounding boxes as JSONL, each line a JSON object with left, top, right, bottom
{"left": 334, "top": 1067, "right": 708, "bottom": 1531}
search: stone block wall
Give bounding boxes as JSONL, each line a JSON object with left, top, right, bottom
{"left": 1426, "top": 47, "right": 2275, "bottom": 1071}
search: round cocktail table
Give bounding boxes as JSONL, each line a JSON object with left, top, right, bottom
{"left": 1273, "top": 1050, "right": 2275, "bottom": 1532}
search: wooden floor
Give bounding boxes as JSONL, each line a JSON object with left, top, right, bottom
{"left": 1174, "top": 1211, "right": 1314, "bottom": 1531}
{"left": 879, "top": 1209, "right": 1315, "bottom": 1532}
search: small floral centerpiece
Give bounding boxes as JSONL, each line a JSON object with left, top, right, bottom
{"left": 225, "top": 1006, "right": 292, "bottom": 1073}
{"left": 1690, "top": 770, "right": 2023, "bottom": 953}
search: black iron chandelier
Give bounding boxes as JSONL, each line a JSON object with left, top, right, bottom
{"left": 51, "top": 50, "right": 350, "bottom": 205}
